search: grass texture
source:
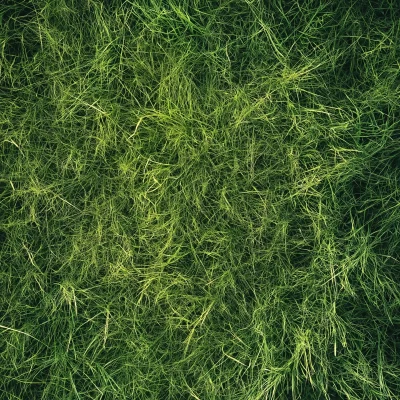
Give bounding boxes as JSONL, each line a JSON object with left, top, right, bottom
{"left": 1, "top": 0, "right": 400, "bottom": 399}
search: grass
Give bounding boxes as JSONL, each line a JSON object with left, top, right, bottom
{"left": 1, "top": 0, "right": 400, "bottom": 398}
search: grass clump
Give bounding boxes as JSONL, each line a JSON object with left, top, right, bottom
{"left": 1, "top": 0, "right": 400, "bottom": 399}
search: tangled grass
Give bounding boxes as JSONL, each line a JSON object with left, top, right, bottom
{"left": 1, "top": 0, "right": 400, "bottom": 398}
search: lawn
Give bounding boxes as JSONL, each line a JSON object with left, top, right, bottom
{"left": 1, "top": 0, "right": 400, "bottom": 399}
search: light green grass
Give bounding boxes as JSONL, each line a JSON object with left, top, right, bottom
{"left": 1, "top": 0, "right": 400, "bottom": 399}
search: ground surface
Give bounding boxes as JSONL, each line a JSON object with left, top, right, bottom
{"left": 1, "top": 1, "right": 400, "bottom": 399}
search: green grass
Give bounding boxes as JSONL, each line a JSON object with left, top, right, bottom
{"left": 1, "top": 0, "right": 400, "bottom": 398}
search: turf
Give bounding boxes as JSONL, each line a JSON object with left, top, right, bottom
{"left": 1, "top": 0, "right": 400, "bottom": 399}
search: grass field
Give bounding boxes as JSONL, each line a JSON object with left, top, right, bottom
{"left": 1, "top": 0, "right": 400, "bottom": 398}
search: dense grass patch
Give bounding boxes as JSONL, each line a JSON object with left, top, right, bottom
{"left": 1, "top": 0, "right": 400, "bottom": 398}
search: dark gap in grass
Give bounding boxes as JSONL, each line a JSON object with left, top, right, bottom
{"left": 336, "top": 57, "right": 364, "bottom": 91}
{"left": 1, "top": 140, "right": 21, "bottom": 165}
{"left": 1, "top": 2, "right": 36, "bottom": 28}
{"left": 230, "top": 41, "right": 253, "bottom": 85}
{"left": 0, "top": 180, "right": 8, "bottom": 196}
{"left": 358, "top": 0, "right": 400, "bottom": 21}
{"left": 385, "top": 318, "right": 400, "bottom": 364}
{"left": 0, "top": 229, "right": 6, "bottom": 249}
{"left": 2, "top": 11, "right": 40, "bottom": 66}
{"left": 351, "top": 177, "right": 368, "bottom": 203}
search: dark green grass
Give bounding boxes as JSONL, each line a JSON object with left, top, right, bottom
{"left": 1, "top": 0, "right": 400, "bottom": 398}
